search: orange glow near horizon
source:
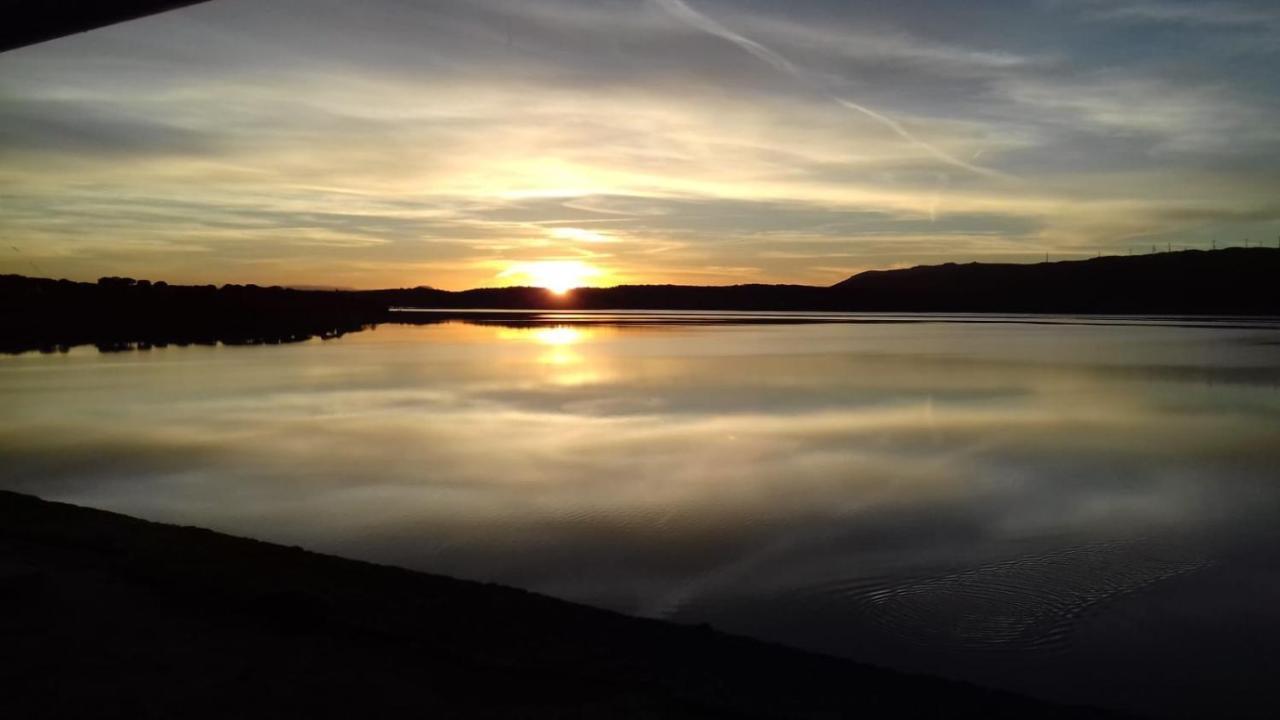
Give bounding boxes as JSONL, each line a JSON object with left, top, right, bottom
{"left": 498, "top": 261, "right": 605, "bottom": 295}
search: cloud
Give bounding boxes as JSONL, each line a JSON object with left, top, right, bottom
{"left": 1058, "top": 0, "right": 1280, "bottom": 54}
{"left": 0, "top": 0, "right": 1277, "bottom": 286}
{"left": 996, "top": 72, "right": 1280, "bottom": 154}
{"left": 1072, "top": 0, "right": 1280, "bottom": 29}
{"left": 653, "top": 0, "right": 1005, "bottom": 179}
{"left": 0, "top": 98, "right": 219, "bottom": 158}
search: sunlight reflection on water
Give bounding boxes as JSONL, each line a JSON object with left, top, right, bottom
{"left": 3, "top": 316, "right": 1279, "bottom": 717}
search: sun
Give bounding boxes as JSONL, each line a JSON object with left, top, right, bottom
{"left": 499, "top": 260, "right": 603, "bottom": 295}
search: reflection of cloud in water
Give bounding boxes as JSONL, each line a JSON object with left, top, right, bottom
{"left": 1, "top": 319, "right": 1279, "bottom": 715}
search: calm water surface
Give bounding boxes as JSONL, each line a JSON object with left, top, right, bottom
{"left": 4, "top": 314, "right": 1280, "bottom": 717}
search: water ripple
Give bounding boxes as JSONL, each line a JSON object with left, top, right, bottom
{"left": 771, "top": 540, "right": 1211, "bottom": 656}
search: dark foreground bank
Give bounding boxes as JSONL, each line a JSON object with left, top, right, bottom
{"left": 0, "top": 491, "right": 1121, "bottom": 719}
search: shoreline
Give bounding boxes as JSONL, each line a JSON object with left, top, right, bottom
{"left": 0, "top": 490, "right": 1122, "bottom": 718}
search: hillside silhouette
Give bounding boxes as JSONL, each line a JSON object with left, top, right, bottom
{"left": 3, "top": 248, "right": 1276, "bottom": 353}
{"left": 829, "top": 248, "right": 1280, "bottom": 313}
{"left": 368, "top": 248, "right": 1279, "bottom": 313}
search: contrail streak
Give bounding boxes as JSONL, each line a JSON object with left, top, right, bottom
{"left": 654, "top": 0, "right": 1003, "bottom": 179}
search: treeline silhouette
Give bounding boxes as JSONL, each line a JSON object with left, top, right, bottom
{"left": 0, "top": 275, "right": 384, "bottom": 354}
{"left": 3, "top": 248, "right": 1277, "bottom": 353}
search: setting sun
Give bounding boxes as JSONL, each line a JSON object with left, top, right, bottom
{"left": 499, "top": 260, "right": 604, "bottom": 294}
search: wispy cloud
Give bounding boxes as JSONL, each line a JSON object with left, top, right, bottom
{"left": 653, "top": 0, "right": 1004, "bottom": 179}
{"left": 1073, "top": 0, "right": 1280, "bottom": 28}
{"left": 0, "top": 0, "right": 1277, "bottom": 287}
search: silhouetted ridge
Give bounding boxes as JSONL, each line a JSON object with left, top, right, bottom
{"left": 830, "top": 248, "right": 1279, "bottom": 313}
{"left": 3, "top": 249, "right": 1276, "bottom": 353}
{"left": 367, "top": 283, "right": 828, "bottom": 311}
{"left": 368, "top": 248, "right": 1280, "bottom": 313}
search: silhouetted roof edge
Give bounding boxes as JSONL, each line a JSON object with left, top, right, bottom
{"left": 1, "top": 1, "right": 211, "bottom": 53}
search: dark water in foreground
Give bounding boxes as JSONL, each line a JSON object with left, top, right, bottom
{"left": 3, "top": 313, "right": 1279, "bottom": 717}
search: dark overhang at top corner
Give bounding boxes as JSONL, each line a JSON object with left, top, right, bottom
{"left": 1, "top": 1, "right": 212, "bottom": 53}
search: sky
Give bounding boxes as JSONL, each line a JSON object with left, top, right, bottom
{"left": 2, "top": 0, "right": 1279, "bottom": 290}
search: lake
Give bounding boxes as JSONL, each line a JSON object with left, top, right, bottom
{"left": 3, "top": 312, "right": 1279, "bottom": 718}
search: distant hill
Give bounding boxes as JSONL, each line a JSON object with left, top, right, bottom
{"left": 829, "top": 248, "right": 1280, "bottom": 314}
{"left": 3, "top": 248, "right": 1277, "bottom": 353}
{"left": 365, "top": 247, "right": 1280, "bottom": 314}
